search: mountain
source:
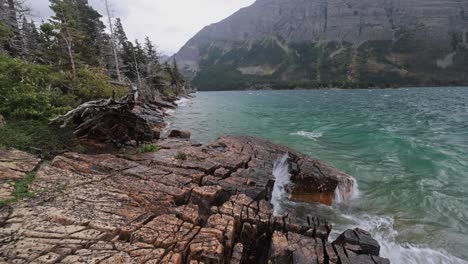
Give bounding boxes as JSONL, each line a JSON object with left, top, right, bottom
{"left": 175, "top": 0, "right": 468, "bottom": 90}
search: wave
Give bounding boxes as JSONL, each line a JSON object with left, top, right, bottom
{"left": 290, "top": 130, "right": 323, "bottom": 140}
{"left": 175, "top": 97, "right": 190, "bottom": 106}
{"left": 337, "top": 214, "right": 468, "bottom": 264}
{"left": 334, "top": 177, "right": 360, "bottom": 204}
{"left": 271, "top": 153, "right": 290, "bottom": 216}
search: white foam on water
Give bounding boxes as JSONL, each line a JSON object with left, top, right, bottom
{"left": 332, "top": 178, "right": 466, "bottom": 263}
{"left": 271, "top": 153, "right": 291, "bottom": 216}
{"left": 334, "top": 177, "right": 360, "bottom": 205}
{"left": 175, "top": 97, "right": 190, "bottom": 106}
{"left": 337, "top": 214, "right": 468, "bottom": 264}
{"left": 290, "top": 130, "right": 323, "bottom": 140}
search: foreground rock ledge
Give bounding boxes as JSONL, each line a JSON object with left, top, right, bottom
{"left": 0, "top": 136, "right": 389, "bottom": 264}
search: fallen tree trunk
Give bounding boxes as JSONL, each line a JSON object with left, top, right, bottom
{"left": 51, "top": 96, "right": 154, "bottom": 146}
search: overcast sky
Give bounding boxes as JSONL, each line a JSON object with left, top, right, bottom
{"left": 25, "top": 0, "right": 256, "bottom": 55}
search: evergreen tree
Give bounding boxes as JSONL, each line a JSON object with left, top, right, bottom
{"left": 48, "top": 0, "right": 108, "bottom": 78}
{"left": 171, "top": 58, "right": 184, "bottom": 86}
{"left": 74, "top": 0, "right": 106, "bottom": 66}
{"left": 113, "top": 18, "right": 127, "bottom": 50}
{"left": 20, "top": 17, "right": 39, "bottom": 59}
{"left": 37, "top": 21, "right": 61, "bottom": 65}
{"left": 113, "top": 18, "right": 133, "bottom": 80}
{"left": 143, "top": 36, "right": 163, "bottom": 94}
{"left": 144, "top": 36, "right": 159, "bottom": 69}
{"left": 0, "top": 0, "right": 25, "bottom": 55}
{"left": 49, "top": 0, "right": 82, "bottom": 80}
{"left": 134, "top": 39, "right": 146, "bottom": 76}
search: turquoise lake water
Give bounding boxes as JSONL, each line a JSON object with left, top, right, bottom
{"left": 168, "top": 87, "right": 468, "bottom": 263}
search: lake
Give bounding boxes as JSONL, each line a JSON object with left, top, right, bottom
{"left": 168, "top": 87, "right": 468, "bottom": 263}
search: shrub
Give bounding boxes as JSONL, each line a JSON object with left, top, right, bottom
{"left": 175, "top": 152, "right": 187, "bottom": 161}
{"left": 73, "top": 67, "right": 128, "bottom": 101}
{"left": 0, "top": 119, "right": 81, "bottom": 159}
{"left": 0, "top": 55, "right": 130, "bottom": 120}
{"left": 0, "top": 55, "right": 79, "bottom": 119}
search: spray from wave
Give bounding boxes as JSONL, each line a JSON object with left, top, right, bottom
{"left": 271, "top": 153, "right": 290, "bottom": 216}
{"left": 269, "top": 153, "right": 466, "bottom": 263}
{"left": 290, "top": 130, "right": 323, "bottom": 140}
{"left": 336, "top": 214, "right": 468, "bottom": 264}
{"left": 175, "top": 97, "right": 190, "bottom": 106}
{"left": 334, "top": 177, "right": 360, "bottom": 204}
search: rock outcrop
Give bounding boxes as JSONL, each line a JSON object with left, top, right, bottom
{"left": 176, "top": 0, "right": 468, "bottom": 90}
{"left": 0, "top": 136, "right": 388, "bottom": 263}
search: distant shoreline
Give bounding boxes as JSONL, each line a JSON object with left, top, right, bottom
{"left": 195, "top": 85, "right": 468, "bottom": 92}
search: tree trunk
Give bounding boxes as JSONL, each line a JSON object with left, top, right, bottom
{"left": 104, "top": 0, "right": 121, "bottom": 82}
{"left": 67, "top": 41, "right": 77, "bottom": 81}
{"left": 58, "top": 5, "right": 77, "bottom": 81}
{"left": 131, "top": 48, "right": 143, "bottom": 91}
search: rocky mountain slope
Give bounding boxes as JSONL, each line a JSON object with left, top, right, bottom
{"left": 175, "top": 0, "right": 468, "bottom": 90}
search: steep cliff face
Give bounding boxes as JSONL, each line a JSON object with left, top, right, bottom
{"left": 176, "top": 0, "right": 468, "bottom": 90}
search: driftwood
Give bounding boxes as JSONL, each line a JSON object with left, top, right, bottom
{"left": 51, "top": 95, "right": 154, "bottom": 146}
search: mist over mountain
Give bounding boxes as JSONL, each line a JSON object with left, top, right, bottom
{"left": 175, "top": 0, "right": 468, "bottom": 90}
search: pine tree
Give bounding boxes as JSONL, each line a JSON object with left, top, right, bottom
{"left": 113, "top": 18, "right": 127, "bottom": 50}
{"left": 0, "top": 0, "right": 25, "bottom": 55}
{"left": 37, "top": 21, "right": 61, "bottom": 65}
{"left": 172, "top": 58, "right": 184, "bottom": 85}
{"left": 20, "top": 17, "right": 39, "bottom": 59}
{"left": 113, "top": 18, "right": 132, "bottom": 80}
{"left": 74, "top": 0, "right": 106, "bottom": 66}
{"left": 143, "top": 36, "right": 164, "bottom": 95}
{"left": 49, "top": 0, "right": 82, "bottom": 80}
{"left": 144, "top": 36, "right": 160, "bottom": 73}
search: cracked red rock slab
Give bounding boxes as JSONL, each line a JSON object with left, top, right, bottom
{"left": 0, "top": 136, "right": 389, "bottom": 263}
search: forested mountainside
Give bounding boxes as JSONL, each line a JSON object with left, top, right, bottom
{"left": 175, "top": 0, "right": 468, "bottom": 90}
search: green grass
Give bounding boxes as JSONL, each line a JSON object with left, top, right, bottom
{"left": 0, "top": 168, "right": 40, "bottom": 208}
{"left": 12, "top": 171, "right": 36, "bottom": 200}
{"left": 0, "top": 119, "right": 81, "bottom": 159}
{"left": 135, "top": 144, "right": 160, "bottom": 154}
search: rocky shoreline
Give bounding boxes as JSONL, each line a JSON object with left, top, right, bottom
{"left": 0, "top": 96, "right": 390, "bottom": 263}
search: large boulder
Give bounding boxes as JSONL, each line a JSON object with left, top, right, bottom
{"left": 168, "top": 129, "right": 191, "bottom": 139}
{"left": 204, "top": 136, "right": 355, "bottom": 206}
{"left": 333, "top": 228, "right": 381, "bottom": 256}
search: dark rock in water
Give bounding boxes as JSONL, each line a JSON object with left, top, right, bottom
{"left": 0, "top": 136, "right": 389, "bottom": 263}
{"left": 333, "top": 228, "right": 381, "bottom": 256}
{"left": 373, "top": 255, "right": 392, "bottom": 264}
{"left": 168, "top": 129, "right": 192, "bottom": 139}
